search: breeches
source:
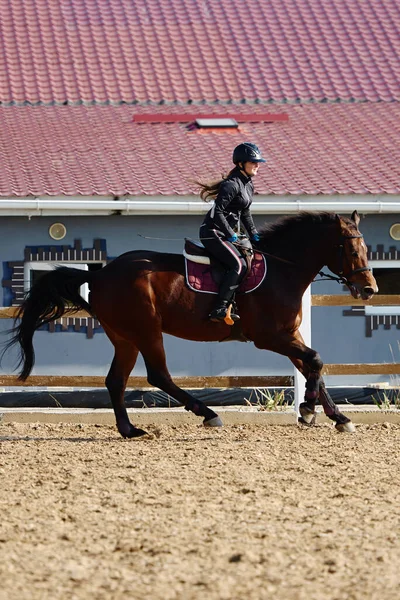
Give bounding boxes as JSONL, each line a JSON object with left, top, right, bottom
{"left": 199, "top": 225, "right": 247, "bottom": 302}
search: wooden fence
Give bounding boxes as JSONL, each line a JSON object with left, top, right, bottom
{"left": 0, "top": 295, "right": 399, "bottom": 391}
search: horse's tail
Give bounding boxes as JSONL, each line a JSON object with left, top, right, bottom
{"left": 3, "top": 266, "right": 94, "bottom": 381}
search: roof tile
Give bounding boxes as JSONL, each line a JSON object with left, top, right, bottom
{"left": 0, "top": 104, "right": 399, "bottom": 197}
{"left": 0, "top": 0, "right": 399, "bottom": 105}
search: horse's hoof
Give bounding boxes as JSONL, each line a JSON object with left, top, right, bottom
{"left": 299, "top": 403, "right": 316, "bottom": 425}
{"left": 335, "top": 421, "right": 356, "bottom": 433}
{"left": 121, "top": 426, "right": 149, "bottom": 439}
{"left": 203, "top": 416, "right": 223, "bottom": 427}
{"left": 298, "top": 415, "right": 316, "bottom": 427}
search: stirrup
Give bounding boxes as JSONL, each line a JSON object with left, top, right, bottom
{"left": 230, "top": 310, "right": 240, "bottom": 322}
{"left": 209, "top": 304, "right": 240, "bottom": 325}
{"left": 209, "top": 307, "right": 228, "bottom": 322}
{"left": 230, "top": 302, "right": 240, "bottom": 322}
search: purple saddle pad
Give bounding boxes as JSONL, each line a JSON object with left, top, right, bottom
{"left": 185, "top": 252, "right": 266, "bottom": 294}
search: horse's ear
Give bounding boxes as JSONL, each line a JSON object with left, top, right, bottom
{"left": 351, "top": 210, "right": 360, "bottom": 227}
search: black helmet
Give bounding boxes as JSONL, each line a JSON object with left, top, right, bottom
{"left": 232, "top": 142, "right": 266, "bottom": 165}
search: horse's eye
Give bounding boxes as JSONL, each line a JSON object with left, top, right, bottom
{"left": 351, "top": 251, "right": 359, "bottom": 257}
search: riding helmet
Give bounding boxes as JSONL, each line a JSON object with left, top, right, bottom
{"left": 232, "top": 142, "right": 266, "bottom": 165}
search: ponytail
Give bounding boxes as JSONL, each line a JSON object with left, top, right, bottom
{"left": 195, "top": 168, "right": 237, "bottom": 202}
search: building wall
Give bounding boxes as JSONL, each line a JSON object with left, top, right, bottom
{"left": 0, "top": 213, "right": 399, "bottom": 385}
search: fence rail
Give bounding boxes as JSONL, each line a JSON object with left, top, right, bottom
{"left": 0, "top": 295, "right": 399, "bottom": 393}
{"left": 0, "top": 365, "right": 399, "bottom": 389}
{"left": 1, "top": 295, "right": 400, "bottom": 319}
{"left": 311, "top": 294, "right": 400, "bottom": 306}
{"left": 0, "top": 375, "right": 293, "bottom": 388}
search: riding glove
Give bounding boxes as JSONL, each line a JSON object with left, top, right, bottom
{"left": 251, "top": 233, "right": 260, "bottom": 242}
{"left": 226, "top": 234, "right": 238, "bottom": 243}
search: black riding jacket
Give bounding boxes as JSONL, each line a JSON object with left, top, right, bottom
{"left": 201, "top": 167, "right": 258, "bottom": 239}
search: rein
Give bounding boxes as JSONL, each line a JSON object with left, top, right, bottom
{"left": 316, "top": 233, "right": 372, "bottom": 286}
{"left": 249, "top": 247, "right": 297, "bottom": 266}
{"left": 255, "top": 233, "right": 372, "bottom": 287}
{"left": 242, "top": 246, "right": 357, "bottom": 287}
{"left": 138, "top": 232, "right": 371, "bottom": 287}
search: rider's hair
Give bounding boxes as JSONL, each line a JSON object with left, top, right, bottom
{"left": 195, "top": 168, "right": 237, "bottom": 202}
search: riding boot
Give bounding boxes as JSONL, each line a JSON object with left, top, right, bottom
{"left": 209, "top": 300, "right": 230, "bottom": 322}
{"left": 209, "top": 300, "right": 241, "bottom": 322}
{"left": 209, "top": 272, "right": 241, "bottom": 322}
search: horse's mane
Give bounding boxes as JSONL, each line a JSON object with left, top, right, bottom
{"left": 257, "top": 211, "right": 339, "bottom": 251}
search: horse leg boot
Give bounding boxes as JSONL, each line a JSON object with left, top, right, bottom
{"left": 290, "top": 357, "right": 318, "bottom": 425}
{"left": 319, "top": 381, "right": 355, "bottom": 433}
{"left": 265, "top": 333, "right": 324, "bottom": 425}
{"left": 291, "top": 349, "right": 355, "bottom": 432}
{"left": 289, "top": 338, "right": 354, "bottom": 432}
{"left": 105, "top": 339, "right": 148, "bottom": 438}
{"left": 302, "top": 365, "right": 355, "bottom": 432}
{"left": 141, "top": 334, "right": 223, "bottom": 427}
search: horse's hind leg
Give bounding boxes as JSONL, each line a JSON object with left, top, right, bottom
{"left": 140, "top": 333, "right": 223, "bottom": 427}
{"left": 105, "top": 339, "right": 148, "bottom": 438}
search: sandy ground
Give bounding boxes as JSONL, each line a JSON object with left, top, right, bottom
{"left": 0, "top": 420, "right": 399, "bottom": 600}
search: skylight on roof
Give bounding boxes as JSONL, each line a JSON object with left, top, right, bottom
{"left": 195, "top": 118, "right": 238, "bottom": 128}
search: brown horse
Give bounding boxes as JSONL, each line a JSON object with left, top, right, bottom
{"left": 4, "top": 211, "right": 377, "bottom": 437}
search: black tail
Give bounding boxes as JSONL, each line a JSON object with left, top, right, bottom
{"left": 2, "top": 266, "right": 94, "bottom": 380}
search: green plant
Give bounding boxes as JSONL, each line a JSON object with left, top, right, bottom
{"left": 389, "top": 341, "right": 400, "bottom": 389}
{"left": 245, "top": 387, "right": 293, "bottom": 411}
{"left": 371, "top": 341, "right": 400, "bottom": 409}
{"left": 372, "top": 390, "right": 400, "bottom": 410}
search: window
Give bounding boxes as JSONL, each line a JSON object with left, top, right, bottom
{"left": 365, "top": 261, "right": 400, "bottom": 316}
{"left": 24, "top": 262, "right": 104, "bottom": 302}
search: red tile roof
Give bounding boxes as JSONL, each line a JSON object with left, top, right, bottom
{"left": 1, "top": 104, "right": 399, "bottom": 196}
{"left": 0, "top": 0, "right": 398, "bottom": 105}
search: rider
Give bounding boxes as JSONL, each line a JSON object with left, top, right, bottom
{"left": 198, "top": 142, "right": 266, "bottom": 322}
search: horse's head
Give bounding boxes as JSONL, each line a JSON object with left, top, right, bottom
{"left": 328, "top": 211, "right": 378, "bottom": 300}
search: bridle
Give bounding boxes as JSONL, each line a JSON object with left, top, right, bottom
{"left": 232, "top": 221, "right": 373, "bottom": 288}
{"left": 319, "top": 233, "right": 372, "bottom": 286}
{"left": 336, "top": 233, "right": 372, "bottom": 278}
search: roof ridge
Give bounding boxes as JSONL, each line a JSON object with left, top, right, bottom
{"left": 0, "top": 98, "right": 396, "bottom": 108}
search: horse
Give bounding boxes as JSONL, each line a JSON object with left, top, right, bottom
{"left": 4, "top": 210, "right": 377, "bottom": 438}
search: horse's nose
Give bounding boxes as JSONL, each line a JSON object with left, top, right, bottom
{"left": 363, "top": 285, "right": 377, "bottom": 298}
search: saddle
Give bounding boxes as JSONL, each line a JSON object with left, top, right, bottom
{"left": 183, "top": 238, "right": 267, "bottom": 295}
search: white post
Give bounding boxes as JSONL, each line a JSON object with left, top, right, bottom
{"left": 294, "top": 286, "right": 312, "bottom": 416}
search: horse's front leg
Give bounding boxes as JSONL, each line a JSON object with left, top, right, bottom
{"left": 256, "top": 330, "right": 322, "bottom": 421}
{"left": 291, "top": 358, "right": 354, "bottom": 431}
{"left": 319, "top": 382, "right": 355, "bottom": 432}
{"left": 290, "top": 333, "right": 355, "bottom": 431}
{"left": 257, "top": 331, "right": 355, "bottom": 432}
{"left": 290, "top": 356, "right": 318, "bottom": 426}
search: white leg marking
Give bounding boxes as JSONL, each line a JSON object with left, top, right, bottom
{"left": 300, "top": 406, "right": 315, "bottom": 424}
{"left": 335, "top": 421, "right": 356, "bottom": 433}
{"left": 203, "top": 416, "right": 223, "bottom": 427}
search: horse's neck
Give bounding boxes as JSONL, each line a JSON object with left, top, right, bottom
{"left": 270, "top": 231, "right": 333, "bottom": 290}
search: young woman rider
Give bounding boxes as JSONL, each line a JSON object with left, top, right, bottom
{"left": 198, "top": 142, "right": 266, "bottom": 322}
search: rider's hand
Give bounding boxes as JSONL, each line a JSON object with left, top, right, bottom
{"left": 226, "top": 234, "right": 238, "bottom": 243}
{"left": 251, "top": 233, "right": 260, "bottom": 243}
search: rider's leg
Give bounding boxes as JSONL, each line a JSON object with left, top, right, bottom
{"left": 209, "top": 271, "right": 241, "bottom": 321}
{"left": 200, "top": 227, "right": 247, "bottom": 322}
